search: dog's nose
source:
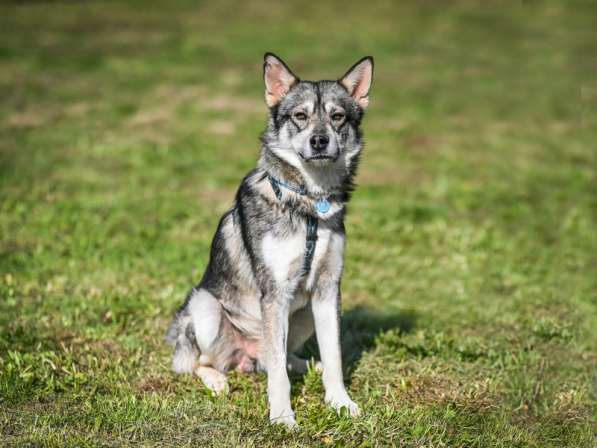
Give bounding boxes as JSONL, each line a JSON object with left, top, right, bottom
{"left": 309, "top": 134, "right": 329, "bottom": 151}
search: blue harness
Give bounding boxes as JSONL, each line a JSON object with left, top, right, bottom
{"left": 268, "top": 175, "right": 331, "bottom": 275}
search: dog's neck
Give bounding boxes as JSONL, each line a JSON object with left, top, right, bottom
{"left": 252, "top": 147, "right": 349, "bottom": 222}
{"left": 259, "top": 150, "right": 306, "bottom": 191}
{"left": 258, "top": 146, "right": 351, "bottom": 199}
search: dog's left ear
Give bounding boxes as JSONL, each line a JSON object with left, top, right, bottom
{"left": 339, "top": 56, "right": 374, "bottom": 109}
{"left": 263, "top": 53, "right": 299, "bottom": 108}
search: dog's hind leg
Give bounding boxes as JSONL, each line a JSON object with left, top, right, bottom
{"left": 184, "top": 288, "right": 230, "bottom": 394}
{"left": 286, "top": 305, "right": 321, "bottom": 374}
{"left": 287, "top": 354, "right": 322, "bottom": 375}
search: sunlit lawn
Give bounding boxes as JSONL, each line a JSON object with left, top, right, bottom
{"left": 1, "top": 1, "right": 596, "bottom": 446}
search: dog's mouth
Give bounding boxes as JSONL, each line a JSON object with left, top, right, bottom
{"left": 299, "top": 153, "right": 337, "bottom": 162}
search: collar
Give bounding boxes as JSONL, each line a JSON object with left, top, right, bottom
{"left": 268, "top": 174, "right": 332, "bottom": 214}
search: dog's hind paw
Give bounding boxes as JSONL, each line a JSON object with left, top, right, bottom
{"left": 312, "top": 360, "right": 323, "bottom": 373}
{"left": 196, "top": 366, "right": 228, "bottom": 395}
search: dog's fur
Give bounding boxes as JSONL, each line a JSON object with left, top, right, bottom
{"left": 166, "top": 53, "right": 373, "bottom": 427}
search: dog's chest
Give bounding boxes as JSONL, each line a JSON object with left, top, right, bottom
{"left": 261, "top": 224, "right": 338, "bottom": 290}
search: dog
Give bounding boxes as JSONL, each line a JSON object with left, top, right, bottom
{"left": 166, "top": 53, "right": 373, "bottom": 427}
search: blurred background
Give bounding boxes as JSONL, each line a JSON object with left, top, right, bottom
{"left": 1, "top": 1, "right": 596, "bottom": 446}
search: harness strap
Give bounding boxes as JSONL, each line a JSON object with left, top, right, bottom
{"left": 303, "top": 215, "right": 318, "bottom": 275}
{"left": 269, "top": 176, "right": 283, "bottom": 200}
{"left": 268, "top": 175, "right": 318, "bottom": 276}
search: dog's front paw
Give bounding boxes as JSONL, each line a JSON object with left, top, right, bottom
{"left": 269, "top": 411, "right": 298, "bottom": 429}
{"left": 326, "top": 392, "right": 361, "bottom": 417}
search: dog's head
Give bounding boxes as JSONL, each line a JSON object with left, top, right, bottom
{"left": 262, "top": 53, "right": 373, "bottom": 179}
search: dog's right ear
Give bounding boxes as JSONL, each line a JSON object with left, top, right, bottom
{"left": 340, "top": 56, "right": 374, "bottom": 109}
{"left": 263, "top": 53, "right": 299, "bottom": 108}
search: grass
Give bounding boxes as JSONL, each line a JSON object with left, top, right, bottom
{"left": 1, "top": 0, "right": 596, "bottom": 446}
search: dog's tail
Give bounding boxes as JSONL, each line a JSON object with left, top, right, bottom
{"left": 164, "top": 318, "right": 178, "bottom": 346}
{"left": 165, "top": 312, "right": 198, "bottom": 374}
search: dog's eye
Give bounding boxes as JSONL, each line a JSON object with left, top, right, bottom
{"left": 331, "top": 112, "right": 345, "bottom": 122}
{"left": 294, "top": 112, "right": 307, "bottom": 121}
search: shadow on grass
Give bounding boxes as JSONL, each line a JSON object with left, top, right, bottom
{"left": 298, "top": 305, "right": 417, "bottom": 380}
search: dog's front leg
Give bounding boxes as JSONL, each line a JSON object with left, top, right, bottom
{"left": 262, "top": 297, "right": 296, "bottom": 427}
{"left": 312, "top": 288, "right": 360, "bottom": 417}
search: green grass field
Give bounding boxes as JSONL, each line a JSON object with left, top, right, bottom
{"left": 1, "top": 1, "right": 596, "bottom": 446}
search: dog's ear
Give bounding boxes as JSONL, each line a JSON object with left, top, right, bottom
{"left": 263, "top": 53, "right": 299, "bottom": 108}
{"left": 339, "top": 56, "right": 374, "bottom": 108}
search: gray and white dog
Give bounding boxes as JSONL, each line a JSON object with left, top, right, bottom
{"left": 166, "top": 53, "right": 373, "bottom": 427}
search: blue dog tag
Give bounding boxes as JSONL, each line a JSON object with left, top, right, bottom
{"left": 315, "top": 199, "right": 331, "bottom": 214}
